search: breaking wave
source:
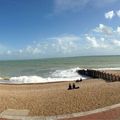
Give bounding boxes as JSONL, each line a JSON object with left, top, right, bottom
{"left": 9, "top": 67, "right": 85, "bottom": 84}
{"left": 0, "top": 67, "right": 120, "bottom": 84}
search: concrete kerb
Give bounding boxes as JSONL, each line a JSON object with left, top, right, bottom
{"left": 56, "top": 103, "right": 120, "bottom": 119}
{"left": 1, "top": 103, "right": 120, "bottom": 120}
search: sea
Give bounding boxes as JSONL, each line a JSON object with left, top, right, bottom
{"left": 0, "top": 55, "right": 120, "bottom": 84}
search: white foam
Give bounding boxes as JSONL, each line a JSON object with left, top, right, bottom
{"left": 10, "top": 76, "right": 86, "bottom": 84}
{"left": 51, "top": 67, "right": 81, "bottom": 78}
{"left": 10, "top": 76, "right": 46, "bottom": 83}
{"left": 9, "top": 76, "right": 82, "bottom": 84}
{"left": 8, "top": 67, "right": 85, "bottom": 84}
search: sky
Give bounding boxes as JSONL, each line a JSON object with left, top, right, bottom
{"left": 0, "top": 0, "right": 120, "bottom": 60}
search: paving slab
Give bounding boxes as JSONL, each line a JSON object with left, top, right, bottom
{"left": 0, "top": 109, "right": 29, "bottom": 120}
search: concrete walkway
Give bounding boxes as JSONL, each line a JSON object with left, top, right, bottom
{"left": 0, "top": 109, "right": 29, "bottom": 120}
{"left": 61, "top": 107, "right": 120, "bottom": 120}
{"left": 1, "top": 103, "right": 120, "bottom": 120}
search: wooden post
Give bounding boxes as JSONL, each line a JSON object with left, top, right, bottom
{"left": 118, "top": 76, "right": 120, "bottom": 81}
{"left": 110, "top": 74, "right": 112, "bottom": 81}
{"left": 101, "top": 72, "right": 103, "bottom": 79}
{"left": 105, "top": 73, "right": 109, "bottom": 81}
{"left": 107, "top": 73, "right": 111, "bottom": 81}
{"left": 112, "top": 75, "right": 116, "bottom": 82}
{"left": 102, "top": 72, "right": 105, "bottom": 79}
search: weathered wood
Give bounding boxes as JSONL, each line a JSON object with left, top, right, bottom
{"left": 77, "top": 69, "right": 119, "bottom": 82}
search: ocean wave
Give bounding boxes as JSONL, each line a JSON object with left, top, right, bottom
{"left": 9, "top": 76, "right": 83, "bottom": 84}
{"left": 9, "top": 67, "right": 85, "bottom": 84}
{"left": 51, "top": 67, "right": 81, "bottom": 78}
{"left": 1, "top": 67, "right": 120, "bottom": 84}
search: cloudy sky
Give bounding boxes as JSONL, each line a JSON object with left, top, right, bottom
{"left": 0, "top": 0, "right": 120, "bottom": 60}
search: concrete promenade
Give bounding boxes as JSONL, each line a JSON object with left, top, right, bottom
{"left": 0, "top": 103, "right": 120, "bottom": 120}
{"left": 61, "top": 107, "right": 120, "bottom": 120}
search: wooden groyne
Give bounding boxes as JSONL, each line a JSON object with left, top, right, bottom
{"left": 77, "top": 69, "right": 120, "bottom": 82}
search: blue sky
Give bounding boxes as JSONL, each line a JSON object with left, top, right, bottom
{"left": 0, "top": 0, "right": 120, "bottom": 59}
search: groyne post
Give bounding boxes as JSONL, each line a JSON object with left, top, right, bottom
{"left": 77, "top": 69, "right": 120, "bottom": 82}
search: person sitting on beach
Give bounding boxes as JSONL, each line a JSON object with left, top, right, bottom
{"left": 76, "top": 78, "right": 82, "bottom": 82}
{"left": 80, "top": 78, "right": 82, "bottom": 82}
{"left": 68, "top": 83, "right": 72, "bottom": 90}
{"left": 73, "top": 83, "right": 80, "bottom": 89}
{"left": 73, "top": 83, "right": 76, "bottom": 89}
{"left": 68, "top": 83, "right": 79, "bottom": 90}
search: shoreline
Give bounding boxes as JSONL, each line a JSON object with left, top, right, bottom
{"left": 0, "top": 69, "right": 119, "bottom": 85}
{"left": 0, "top": 80, "right": 69, "bottom": 85}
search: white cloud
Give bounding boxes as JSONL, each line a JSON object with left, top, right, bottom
{"left": 22, "top": 44, "right": 45, "bottom": 55}
{"left": 94, "top": 24, "right": 113, "bottom": 35}
{"left": 6, "top": 50, "right": 12, "bottom": 55}
{"left": 26, "top": 46, "right": 41, "bottom": 54}
{"left": 19, "top": 49, "right": 23, "bottom": 54}
{"left": 101, "top": 38, "right": 105, "bottom": 42}
{"left": 112, "top": 40, "right": 120, "bottom": 46}
{"left": 12, "top": 35, "right": 80, "bottom": 58}
{"left": 0, "top": 44, "right": 10, "bottom": 55}
{"left": 92, "top": 24, "right": 120, "bottom": 49}
{"left": 117, "top": 27, "right": 120, "bottom": 33}
{"left": 105, "top": 10, "right": 115, "bottom": 19}
{"left": 51, "top": 35, "right": 80, "bottom": 54}
{"left": 116, "top": 10, "right": 120, "bottom": 17}
{"left": 1, "top": 22, "right": 120, "bottom": 59}
{"left": 86, "top": 36, "right": 100, "bottom": 48}
{"left": 105, "top": 10, "right": 120, "bottom": 19}
{"left": 86, "top": 36, "right": 108, "bottom": 48}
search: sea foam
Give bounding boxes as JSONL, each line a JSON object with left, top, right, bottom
{"left": 9, "top": 67, "right": 85, "bottom": 84}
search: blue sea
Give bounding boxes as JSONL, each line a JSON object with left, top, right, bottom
{"left": 0, "top": 55, "right": 120, "bottom": 83}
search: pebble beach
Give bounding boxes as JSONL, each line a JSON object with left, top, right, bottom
{"left": 0, "top": 70, "right": 120, "bottom": 116}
